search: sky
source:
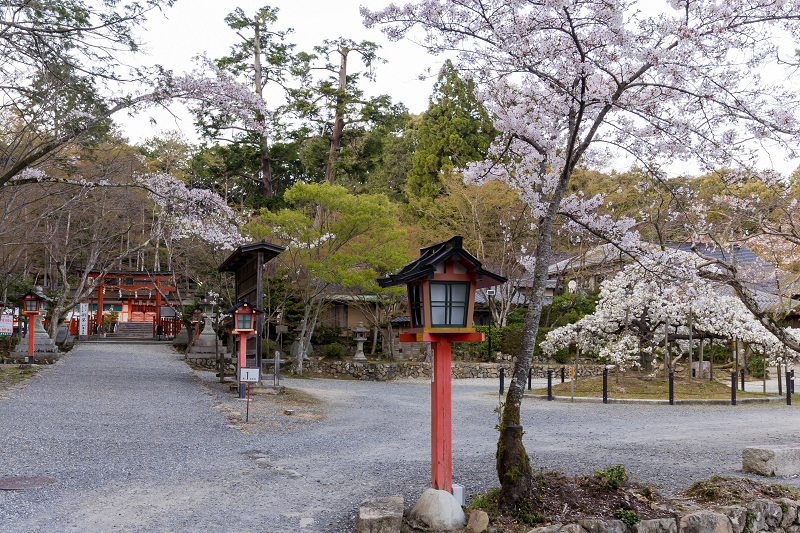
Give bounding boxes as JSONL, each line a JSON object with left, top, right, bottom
{"left": 118, "top": 0, "right": 800, "bottom": 179}
{"left": 120, "top": 0, "right": 438, "bottom": 144}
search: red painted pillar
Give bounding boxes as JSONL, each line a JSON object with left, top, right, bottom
{"left": 97, "top": 282, "right": 104, "bottom": 335}
{"left": 239, "top": 333, "right": 247, "bottom": 373}
{"left": 431, "top": 339, "right": 453, "bottom": 492}
{"left": 27, "top": 314, "right": 35, "bottom": 362}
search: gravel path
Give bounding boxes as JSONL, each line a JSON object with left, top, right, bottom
{"left": 2, "top": 344, "right": 800, "bottom": 532}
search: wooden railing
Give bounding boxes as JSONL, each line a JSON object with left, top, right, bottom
{"left": 154, "top": 316, "right": 182, "bottom": 338}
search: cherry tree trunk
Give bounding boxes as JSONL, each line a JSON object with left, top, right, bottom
{"left": 496, "top": 210, "right": 556, "bottom": 508}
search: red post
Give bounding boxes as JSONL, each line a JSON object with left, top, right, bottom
{"left": 239, "top": 333, "right": 247, "bottom": 375}
{"left": 97, "top": 282, "right": 104, "bottom": 335}
{"left": 431, "top": 339, "right": 453, "bottom": 492}
{"left": 27, "top": 314, "right": 34, "bottom": 362}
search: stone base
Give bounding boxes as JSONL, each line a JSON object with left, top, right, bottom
{"left": 743, "top": 444, "right": 800, "bottom": 476}
{"left": 407, "top": 489, "right": 466, "bottom": 531}
{"left": 357, "top": 495, "right": 403, "bottom": 533}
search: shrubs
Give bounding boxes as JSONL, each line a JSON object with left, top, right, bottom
{"left": 320, "top": 343, "right": 347, "bottom": 360}
{"left": 747, "top": 356, "right": 769, "bottom": 379}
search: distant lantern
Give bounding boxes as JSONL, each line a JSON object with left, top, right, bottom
{"left": 20, "top": 291, "right": 46, "bottom": 365}
{"left": 21, "top": 291, "right": 45, "bottom": 315}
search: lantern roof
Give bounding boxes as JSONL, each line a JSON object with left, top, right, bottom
{"left": 223, "top": 298, "right": 264, "bottom": 315}
{"left": 377, "top": 236, "right": 507, "bottom": 289}
{"left": 20, "top": 290, "right": 46, "bottom": 302}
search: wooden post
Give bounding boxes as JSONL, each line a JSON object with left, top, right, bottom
{"left": 699, "top": 338, "right": 704, "bottom": 378}
{"left": 688, "top": 310, "right": 693, "bottom": 379}
{"left": 97, "top": 281, "right": 104, "bottom": 335}
{"left": 664, "top": 322, "right": 669, "bottom": 380}
{"left": 431, "top": 339, "right": 453, "bottom": 493}
{"left": 255, "top": 251, "right": 264, "bottom": 378}
{"left": 155, "top": 278, "right": 162, "bottom": 323}
{"left": 709, "top": 339, "right": 714, "bottom": 380}
{"left": 27, "top": 314, "right": 34, "bottom": 362}
{"left": 238, "top": 332, "right": 248, "bottom": 398}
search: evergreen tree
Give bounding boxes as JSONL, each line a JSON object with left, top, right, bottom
{"left": 407, "top": 60, "right": 496, "bottom": 198}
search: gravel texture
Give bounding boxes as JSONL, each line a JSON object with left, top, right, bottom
{"left": 2, "top": 344, "right": 800, "bottom": 532}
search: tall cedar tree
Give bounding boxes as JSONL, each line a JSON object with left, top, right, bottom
{"left": 407, "top": 60, "right": 496, "bottom": 198}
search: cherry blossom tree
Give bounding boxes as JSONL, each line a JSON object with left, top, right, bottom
{"left": 364, "top": 0, "right": 800, "bottom": 505}
{"left": 542, "top": 250, "right": 800, "bottom": 371}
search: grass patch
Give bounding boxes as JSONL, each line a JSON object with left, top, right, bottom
{"left": 530, "top": 372, "right": 787, "bottom": 400}
{"left": 0, "top": 365, "right": 41, "bottom": 391}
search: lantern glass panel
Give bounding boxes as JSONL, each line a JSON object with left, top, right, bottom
{"left": 25, "top": 299, "right": 37, "bottom": 312}
{"left": 237, "top": 311, "right": 251, "bottom": 330}
{"left": 429, "top": 282, "right": 469, "bottom": 328}
{"left": 409, "top": 283, "right": 424, "bottom": 328}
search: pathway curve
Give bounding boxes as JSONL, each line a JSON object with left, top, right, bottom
{"left": 2, "top": 344, "right": 800, "bottom": 532}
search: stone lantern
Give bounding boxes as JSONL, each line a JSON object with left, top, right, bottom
{"left": 352, "top": 321, "right": 369, "bottom": 361}
{"left": 186, "top": 296, "right": 218, "bottom": 363}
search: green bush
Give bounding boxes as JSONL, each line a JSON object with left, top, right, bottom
{"left": 499, "top": 324, "right": 523, "bottom": 357}
{"left": 311, "top": 325, "right": 343, "bottom": 345}
{"left": 320, "top": 343, "right": 347, "bottom": 360}
{"left": 614, "top": 509, "right": 640, "bottom": 526}
{"left": 594, "top": 465, "right": 628, "bottom": 489}
{"left": 747, "top": 356, "right": 769, "bottom": 379}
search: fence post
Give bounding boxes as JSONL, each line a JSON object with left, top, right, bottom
{"left": 788, "top": 371, "right": 792, "bottom": 406}
{"left": 669, "top": 372, "right": 674, "bottom": 405}
{"left": 547, "top": 370, "right": 553, "bottom": 401}
{"left": 499, "top": 368, "right": 505, "bottom": 395}
{"left": 740, "top": 368, "right": 745, "bottom": 391}
{"left": 561, "top": 366, "right": 565, "bottom": 383}
{"left": 731, "top": 371, "right": 737, "bottom": 406}
{"left": 602, "top": 368, "right": 608, "bottom": 404}
{"left": 528, "top": 367, "right": 532, "bottom": 391}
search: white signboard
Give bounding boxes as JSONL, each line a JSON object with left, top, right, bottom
{"left": 240, "top": 368, "right": 260, "bottom": 383}
{"left": 0, "top": 315, "right": 12, "bottom": 337}
{"left": 79, "top": 303, "right": 88, "bottom": 336}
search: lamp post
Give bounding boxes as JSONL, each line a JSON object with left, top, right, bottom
{"left": 21, "top": 291, "right": 45, "bottom": 365}
{"left": 379, "top": 237, "right": 506, "bottom": 499}
{"left": 226, "top": 299, "right": 263, "bottom": 398}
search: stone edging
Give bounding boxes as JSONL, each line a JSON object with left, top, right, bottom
{"left": 304, "top": 360, "right": 605, "bottom": 381}
{"left": 526, "top": 498, "right": 800, "bottom": 533}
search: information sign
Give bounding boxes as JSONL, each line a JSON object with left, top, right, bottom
{"left": 568, "top": 366, "right": 575, "bottom": 379}
{"left": 0, "top": 315, "right": 12, "bottom": 337}
{"left": 79, "top": 303, "right": 88, "bottom": 336}
{"left": 240, "top": 368, "right": 260, "bottom": 383}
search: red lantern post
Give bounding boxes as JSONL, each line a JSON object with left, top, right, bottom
{"left": 379, "top": 237, "right": 505, "bottom": 495}
{"left": 21, "top": 291, "right": 45, "bottom": 365}
{"left": 226, "top": 299, "right": 263, "bottom": 399}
